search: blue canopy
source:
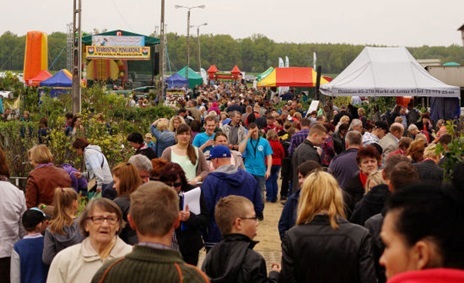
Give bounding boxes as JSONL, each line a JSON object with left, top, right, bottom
{"left": 40, "top": 70, "right": 72, "bottom": 88}
{"left": 166, "top": 73, "right": 188, "bottom": 89}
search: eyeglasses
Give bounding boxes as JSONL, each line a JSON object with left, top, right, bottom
{"left": 87, "top": 216, "right": 118, "bottom": 224}
{"left": 166, "top": 182, "right": 182, "bottom": 187}
{"left": 240, "top": 216, "right": 259, "bottom": 222}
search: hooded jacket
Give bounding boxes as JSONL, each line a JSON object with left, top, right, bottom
{"left": 42, "top": 220, "right": 84, "bottom": 265}
{"left": 201, "top": 165, "right": 263, "bottom": 248}
{"left": 83, "top": 145, "right": 113, "bottom": 190}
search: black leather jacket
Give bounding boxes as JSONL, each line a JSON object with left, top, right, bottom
{"left": 281, "top": 215, "right": 377, "bottom": 283}
{"left": 202, "top": 234, "right": 279, "bottom": 283}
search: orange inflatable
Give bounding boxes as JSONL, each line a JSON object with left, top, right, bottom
{"left": 24, "top": 31, "right": 48, "bottom": 85}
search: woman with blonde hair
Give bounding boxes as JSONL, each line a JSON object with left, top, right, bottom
{"left": 26, "top": 145, "right": 72, "bottom": 208}
{"left": 150, "top": 118, "right": 176, "bottom": 158}
{"left": 168, "top": 115, "right": 186, "bottom": 132}
{"left": 281, "top": 170, "right": 376, "bottom": 283}
{"left": 112, "top": 162, "right": 142, "bottom": 244}
{"left": 334, "top": 115, "right": 350, "bottom": 133}
{"left": 365, "top": 170, "right": 386, "bottom": 193}
{"left": 43, "top": 187, "right": 83, "bottom": 265}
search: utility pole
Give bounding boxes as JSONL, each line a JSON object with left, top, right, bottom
{"left": 72, "top": 0, "right": 82, "bottom": 114}
{"left": 159, "top": 0, "right": 165, "bottom": 102}
{"left": 190, "top": 23, "right": 207, "bottom": 72}
{"left": 175, "top": 5, "right": 205, "bottom": 81}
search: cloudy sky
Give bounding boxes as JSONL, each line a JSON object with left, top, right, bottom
{"left": 3, "top": 0, "right": 463, "bottom": 47}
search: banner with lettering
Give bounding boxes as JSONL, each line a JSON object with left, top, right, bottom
{"left": 86, "top": 46, "right": 150, "bottom": 60}
{"left": 92, "top": 36, "right": 145, "bottom": 47}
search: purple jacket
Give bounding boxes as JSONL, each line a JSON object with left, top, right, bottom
{"left": 61, "top": 164, "right": 88, "bottom": 193}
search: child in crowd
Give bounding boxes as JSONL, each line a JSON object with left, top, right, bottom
{"left": 10, "top": 208, "right": 48, "bottom": 283}
{"left": 42, "top": 187, "right": 83, "bottom": 266}
{"left": 202, "top": 195, "right": 280, "bottom": 282}
{"left": 144, "top": 133, "right": 156, "bottom": 150}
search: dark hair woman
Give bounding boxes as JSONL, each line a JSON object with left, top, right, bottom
{"left": 155, "top": 162, "right": 208, "bottom": 266}
{"left": 344, "top": 145, "right": 381, "bottom": 219}
{"left": 160, "top": 124, "right": 209, "bottom": 185}
{"left": 72, "top": 138, "right": 114, "bottom": 199}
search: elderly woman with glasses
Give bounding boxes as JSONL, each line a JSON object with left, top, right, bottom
{"left": 47, "top": 198, "right": 132, "bottom": 283}
{"left": 154, "top": 161, "right": 208, "bottom": 266}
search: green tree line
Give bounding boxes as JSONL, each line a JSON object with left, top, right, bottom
{"left": 1, "top": 30, "right": 463, "bottom": 75}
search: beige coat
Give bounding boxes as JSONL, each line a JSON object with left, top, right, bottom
{"left": 46, "top": 236, "right": 132, "bottom": 283}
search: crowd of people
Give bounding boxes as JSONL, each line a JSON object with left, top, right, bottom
{"left": 1, "top": 82, "right": 464, "bottom": 283}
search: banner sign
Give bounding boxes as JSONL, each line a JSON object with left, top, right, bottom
{"left": 86, "top": 46, "right": 150, "bottom": 60}
{"left": 92, "top": 35, "right": 145, "bottom": 47}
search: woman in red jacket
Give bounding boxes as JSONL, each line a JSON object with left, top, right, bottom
{"left": 265, "top": 129, "right": 285, "bottom": 202}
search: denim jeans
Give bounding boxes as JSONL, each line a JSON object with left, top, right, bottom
{"left": 265, "top": 165, "right": 281, "bottom": 202}
{"left": 252, "top": 174, "right": 266, "bottom": 203}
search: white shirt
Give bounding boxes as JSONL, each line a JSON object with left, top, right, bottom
{"left": 0, "top": 181, "right": 26, "bottom": 258}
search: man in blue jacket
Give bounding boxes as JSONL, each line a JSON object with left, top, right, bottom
{"left": 201, "top": 145, "right": 263, "bottom": 250}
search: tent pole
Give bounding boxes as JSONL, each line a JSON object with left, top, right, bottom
{"left": 315, "top": 66, "right": 322, "bottom": 100}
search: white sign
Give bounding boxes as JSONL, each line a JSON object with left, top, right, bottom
{"left": 307, "top": 100, "right": 320, "bottom": 115}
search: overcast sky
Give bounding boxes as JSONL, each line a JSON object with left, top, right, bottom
{"left": 2, "top": 0, "right": 463, "bottom": 47}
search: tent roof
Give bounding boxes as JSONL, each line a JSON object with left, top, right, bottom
{"left": 207, "top": 65, "right": 218, "bottom": 73}
{"left": 166, "top": 73, "right": 188, "bottom": 88}
{"left": 231, "top": 65, "right": 241, "bottom": 74}
{"left": 256, "top": 67, "right": 273, "bottom": 81}
{"left": 177, "top": 66, "right": 203, "bottom": 88}
{"left": 82, "top": 30, "right": 160, "bottom": 46}
{"left": 257, "top": 67, "right": 329, "bottom": 87}
{"left": 320, "top": 47, "right": 460, "bottom": 98}
{"left": 27, "top": 70, "right": 52, "bottom": 86}
{"left": 40, "top": 69, "right": 72, "bottom": 87}
{"left": 177, "top": 66, "right": 202, "bottom": 80}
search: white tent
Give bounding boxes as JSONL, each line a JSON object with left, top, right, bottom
{"left": 320, "top": 47, "right": 460, "bottom": 98}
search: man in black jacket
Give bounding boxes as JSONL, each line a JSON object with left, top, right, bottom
{"left": 291, "top": 124, "right": 327, "bottom": 193}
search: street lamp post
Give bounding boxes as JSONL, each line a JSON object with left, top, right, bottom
{"left": 190, "top": 23, "right": 207, "bottom": 73}
{"left": 175, "top": 5, "right": 205, "bottom": 80}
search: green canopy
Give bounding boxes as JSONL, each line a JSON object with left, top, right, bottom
{"left": 256, "top": 67, "right": 274, "bottom": 81}
{"left": 177, "top": 66, "right": 203, "bottom": 88}
{"left": 82, "top": 30, "right": 160, "bottom": 46}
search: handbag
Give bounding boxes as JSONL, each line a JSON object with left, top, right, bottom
{"left": 87, "top": 152, "right": 105, "bottom": 192}
{"left": 87, "top": 178, "right": 97, "bottom": 192}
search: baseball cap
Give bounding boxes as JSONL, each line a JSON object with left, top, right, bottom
{"left": 207, "top": 145, "right": 231, "bottom": 160}
{"left": 22, "top": 207, "right": 47, "bottom": 230}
